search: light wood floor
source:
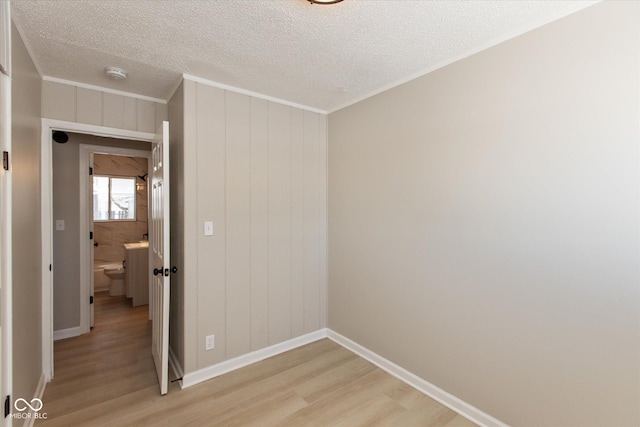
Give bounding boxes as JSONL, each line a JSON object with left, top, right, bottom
{"left": 38, "top": 292, "right": 477, "bottom": 426}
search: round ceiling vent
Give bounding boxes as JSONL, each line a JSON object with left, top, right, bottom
{"left": 105, "top": 66, "right": 127, "bottom": 80}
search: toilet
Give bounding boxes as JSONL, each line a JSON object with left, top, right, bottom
{"left": 103, "top": 263, "right": 125, "bottom": 296}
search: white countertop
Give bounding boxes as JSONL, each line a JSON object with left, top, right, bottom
{"left": 124, "top": 241, "right": 149, "bottom": 250}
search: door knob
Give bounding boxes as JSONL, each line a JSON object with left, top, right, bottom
{"left": 153, "top": 267, "right": 162, "bottom": 276}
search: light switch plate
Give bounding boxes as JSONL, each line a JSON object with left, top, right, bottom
{"left": 205, "top": 334, "right": 215, "bottom": 350}
{"left": 56, "top": 220, "right": 65, "bottom": 231}
{"left": 204, "top": 221, "right": 213, "bottom": 236}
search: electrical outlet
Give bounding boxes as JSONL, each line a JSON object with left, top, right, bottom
{"left": 204, "top": 221, "right": 213, "bottom": 236}
{"left": 205, "top": 334, "right": 215, "bottom": 351}
{"left": 56, "top": 220, "right": 65, "bottom": 231}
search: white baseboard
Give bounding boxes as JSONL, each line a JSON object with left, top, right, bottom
{"left": 53, "top": 326, "right": 82, "bottom": 341}
{"left": 181, "top": 329, "right": 328, "bottom": 388}
{"left": 168, "top": 346, "right": 184, "bottom": 385}
{"left": 327, "top": 330, "right": 508, "bottom": 427}
{"left": 20, "top": 372, "right": 47, "bottom": 427}
{"left": 177, "top": 328, "right": 505, "bottom": 426}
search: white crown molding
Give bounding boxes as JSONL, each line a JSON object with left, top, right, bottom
{"left": 182, "top": 73, "right": 327, "bottom": 115}
{"left": 328, "top": 0, "right": 600, "bottom": 114}
{"left": 42, "top": 76, "right": 168, "bottom": 104}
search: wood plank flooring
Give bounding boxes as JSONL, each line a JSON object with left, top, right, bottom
{"left": 38, "top": 292, "right": 477, "bottom": 426}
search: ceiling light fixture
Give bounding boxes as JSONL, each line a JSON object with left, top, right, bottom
{"left": 105, "top": 66, "right": 127, "bottom": 80}
{"left": 307, "top": 0, "right": 344, "bottom": 4}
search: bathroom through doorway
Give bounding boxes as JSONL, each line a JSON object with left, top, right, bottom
{"left": 51, "top": 132, "right": 151, "bottom": 335}
{"left": 84, "top": 145, "right": 152, "bottom": 326}
{"left": 41, "top": 120, "right": 155, "bottom": 382}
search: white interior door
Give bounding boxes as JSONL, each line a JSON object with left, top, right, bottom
{"left": 150, "top": 121, "right": 170, "bottom": 395}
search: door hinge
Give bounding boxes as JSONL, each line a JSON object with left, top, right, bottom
{"left": 90, "top": 296, "right": 94, "bottom": 304}
{"left": 4, "top": 394, "right": 10, "bottom": 418}
{"left": 90, "top": 231, "right": 93, "bottom": 240}
{"left": 89, "top": 166, "right": 93, "bottom": 176}
{"left": 2, "top": 151, "right": 8, "bottom": 171}
{"left": 49, "top": 264, "right": 52, "bottom": 272}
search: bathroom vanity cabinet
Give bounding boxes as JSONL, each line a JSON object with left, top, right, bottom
{"left": 124, "top": 242, "right": 149, "bottom": 307}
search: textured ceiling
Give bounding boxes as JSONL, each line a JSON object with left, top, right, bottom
{"left": 11, "top": 0, "right": 597, "bottom": 112}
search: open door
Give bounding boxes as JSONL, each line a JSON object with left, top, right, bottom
{"left": 150, "top": 121, "right": 170, "bottom": 395}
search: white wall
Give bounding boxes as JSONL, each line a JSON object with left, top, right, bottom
{"left": 328, "top": 2, "right": 639, "bottom": 426}
{"left": 178, "top": 79, "right": 327, "bottom": 373}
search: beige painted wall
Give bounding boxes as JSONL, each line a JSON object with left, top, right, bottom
{"left": 93, "top": 154, "right": 149, "bottom": 263}
{"left": 328, "top": 2, "right": 639, "bottom": 426}
{"left": 168, "top": 81, "right": 185, "bottom": 370}
{"left": 11, "top": 22, "right": 43, "bottom": 413}
{"left": 52, "top": 134, "right": 149, "bottom": 331}
{"left": 41, "top": 80, "right": 167, "bottom": 133}
{"left": 177, "top": 80, "right": 327, "bottom": 373}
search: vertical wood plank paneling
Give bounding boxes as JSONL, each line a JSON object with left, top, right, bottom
{"left": 41, "top": 80, "right": 167, "bottom": 133}
{"left": 182, "top": 80, "right": 199, "bottom": 373}
{"left": 156, "top": 103, "right": 168, "bottom": 128}
{"left": 42, "top": 81, "right": 75, "bottom": 122}
{"left": 103, "top": 93, "right": 125, "bottom": 129}
{"left": 196, "top": 83, "right": 226, "bottom": 367}
{"left": 250, "top": 98, "right": 270, "bottom": 350}
{"left": 290, "top": 108, "right": 305, "bottom": 337}
{"left": 225, "top": 92, "right": 252, "bottom": 358}
{"left": 137, "top": 99, "right": 156, "bottom": 133}
{"left": 268, "top": 102, "right": 292, "bottom": 345}
{"left": 318, "top": 114, "right": 328, "bottom": 327}
{"left": 123, "top": 97, "right": 137, "bottom": 131}
{"left": 76, "top": 87, "right": 103, "bottom": 126}
{"left": 303, "top": 110, "right": 321, "bottom": 333}
{"left": 182, "top": 79, "right": 328, "bottom": 372}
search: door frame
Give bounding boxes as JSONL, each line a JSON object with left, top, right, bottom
{"left": 40, "top": 119, "right": 155, "bottom": 381}
{"left": 0, "top": 24, "right": 11, "bottom": 427}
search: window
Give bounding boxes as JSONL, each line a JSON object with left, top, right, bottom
{"left": 93, "top": 176, "right": 136, "bottom": 221}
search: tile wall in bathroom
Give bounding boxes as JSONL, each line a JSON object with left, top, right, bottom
{"left": 93, "top": 154, "right": 149, "bottom": 263}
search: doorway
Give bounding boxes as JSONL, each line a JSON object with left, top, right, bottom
{"left": 40, "top": 119, "right": 158, "bottom": 382}
{"left": 51, "top": 133, "right": 151, "bottom": 339}
{"left": 81, "top": 145, "right": 152, "bottom": 328}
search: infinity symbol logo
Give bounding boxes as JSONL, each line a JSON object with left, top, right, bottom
{"left": 14, "top": 398, "right": 43, "bottom": 412}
